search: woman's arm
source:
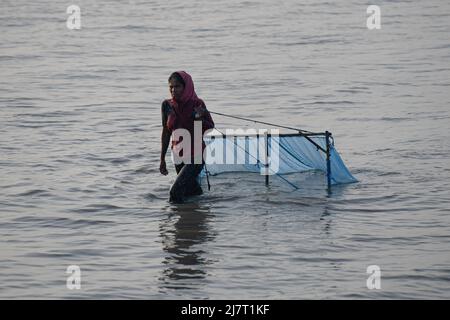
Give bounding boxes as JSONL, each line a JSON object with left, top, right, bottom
{"left": 202, "top": 108, "right": 215, "bottom": 132}
{"left": 160, "top": 101, "right": 171, "bottom": 175}
{"left": 160, "top": 126, "right": 170, "bottom": 175}
{"left": 194, "top": 102, "right": 215, "bottom": 132}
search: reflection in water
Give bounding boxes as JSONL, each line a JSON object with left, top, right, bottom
{"left": 320, "top": 184, "right": 350, "bottom": 235}
{"left": 159, "top": 201, "right": 215, "bottom": 290}
{"left": 320, "top": 208, "right": 333, "bottom": 235}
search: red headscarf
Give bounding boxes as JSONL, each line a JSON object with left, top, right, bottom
{"left": 173, "top": 71, "right": 199, "bottom": 105}
{"left": 167, "top": 71, "right": 204, "bottom": 132}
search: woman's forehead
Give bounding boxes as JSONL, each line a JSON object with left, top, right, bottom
{"left": 169, "top": 79, "right": 183, "bottom": 86}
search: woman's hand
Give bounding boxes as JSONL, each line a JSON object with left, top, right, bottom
{"left": 159, "top": 159, "right": 168, "bottom": 175}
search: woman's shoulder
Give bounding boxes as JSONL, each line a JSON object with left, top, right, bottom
{"left": 161, "top": 99, "right": 174, "bottom": 111}
{"left": 195, "top": 98, "right": 206, "bottom": 108}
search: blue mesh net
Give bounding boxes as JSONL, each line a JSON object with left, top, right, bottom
{"left": 201, "top": 133, "right": 357, "bottom": 186}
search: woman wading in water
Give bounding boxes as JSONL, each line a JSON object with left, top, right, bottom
{"left": 159, "top": 71, "right": 215, "bottom": 203}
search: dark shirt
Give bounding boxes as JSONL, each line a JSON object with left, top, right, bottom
{"left": 161, "top": 99, "right": 214, "bottom": 160}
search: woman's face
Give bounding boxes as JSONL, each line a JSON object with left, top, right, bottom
{"left": 169, "top": 79, "right": 184, "bottom": 101}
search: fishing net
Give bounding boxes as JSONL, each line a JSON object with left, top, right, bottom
{"left": 201, "top": 131, "right": 357, "bottom": 188}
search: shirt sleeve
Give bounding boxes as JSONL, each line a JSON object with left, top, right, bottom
{"left": 202, "top": 104, "right": 215, "bottom": 133}
{"left": 161, "top": 100, "right": 171, "bottom": 128}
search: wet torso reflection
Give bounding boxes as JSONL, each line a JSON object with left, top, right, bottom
{"left": 159, "top": 202, "right": 216, "bottom": 291}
